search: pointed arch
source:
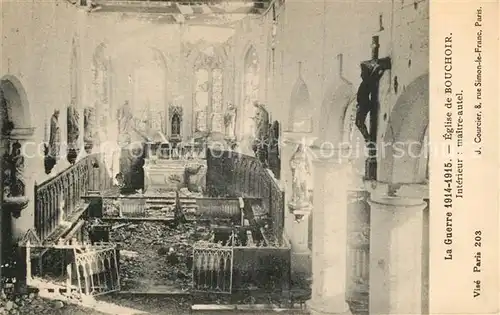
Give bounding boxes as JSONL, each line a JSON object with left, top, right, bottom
{"left": 378, "top": 73, "right": 429, "bottom": 184}
{"left": 0, "top": 75, "right": 31, "bottom": 129}
{"left": 131, "top": 46, "right": 168, "bottom": 134}
{"left": 288, "top": 78, "right": 312, "bottom": 133}
{"left": 190, "top": 45, "right": 226, "bottom": 135}
{"left": 149, "top": 46, "right": 168, "bottom": 70}
{"left": 317, "top": 79, "right": 355, "bottom": 144}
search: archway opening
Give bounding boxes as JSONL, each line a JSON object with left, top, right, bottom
{"left": 0, "top": 77, "right": 31, "bottom": 275}
{"left": 379, "top": 73, "right": 429, "bottom": 184}
{"left": 289, "top": 79, "right": 312, "bottom": 133}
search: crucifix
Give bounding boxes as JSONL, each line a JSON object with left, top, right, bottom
{"left": 355, "top": 36, "right": 391, "bottom": 180}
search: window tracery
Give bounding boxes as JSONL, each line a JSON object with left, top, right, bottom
{"left": 192, "top": 47, "right": 225, "bottom": 134}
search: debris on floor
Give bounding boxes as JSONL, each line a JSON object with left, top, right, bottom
{"left": 0, "top": 291, "right": 108, "bottom": 315}
{"left": 111, "top": 221, "right": 211, "bottom": 292}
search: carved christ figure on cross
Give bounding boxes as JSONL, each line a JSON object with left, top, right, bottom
{"left": 355, "top": 60, "right": 385, "bottom": 143}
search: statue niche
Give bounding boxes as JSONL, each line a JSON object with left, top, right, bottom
{"left": 45, "top": 109, "right": 61, "bottom": 174}
{"left": 67, "top": 102, "right": 80, "bottom": 164}
{"left": 252, "top": 102, "right": 270, "bottom": 167}
{"left": 169, "top": 105, "right": 183, "bottom": 142}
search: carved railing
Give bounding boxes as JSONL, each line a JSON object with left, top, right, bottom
{"left": 34, "top": 154, "right": 113, "bottom": 242}
{"left": 195, "top": 198, "right": 242, "bottom": 223}
{"left": 206, "top": 149, "right": 285, "bottom": 239}
{"left": 192, "top": 234, "right": 291, "bottom": 295}
{"left": 117, "top": 198, "right": 147, "bottom": 217}
{"left": 192, "top": 245, "right": 233, "bottom": 294}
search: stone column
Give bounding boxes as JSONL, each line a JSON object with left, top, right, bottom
{"left": 282, "top": 132, "right": 314, "bottom": 277}
{"left": 5, "top": 128, "right": 36, "bottom": 295}
{"left": 307, "top": 146, "right": 352, "bottom": 315}
{"left": 366, "top": 181, "right": 428, "bottom": 315}
{"left": 9, "top": 127, "right": 37, "bottom": 239}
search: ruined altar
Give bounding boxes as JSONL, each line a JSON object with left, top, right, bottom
{"left": 143, "top": 131, "right": 207, "bottom": 194}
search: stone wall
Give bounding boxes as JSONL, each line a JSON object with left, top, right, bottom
{"left": 1, "top": 0, "right": 85, "bottom": 237}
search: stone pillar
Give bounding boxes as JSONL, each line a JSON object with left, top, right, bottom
{"left": 307, "top": 147, "right": 352, "bottom": 315}
{"left": 8, "top": 128, "right": 37, "bottom": 239}
{"left": 366, "top": 182, "right": 428, "bottom": 315}
{"left": 282, "top": 132, "right": 314, "bottom": 277}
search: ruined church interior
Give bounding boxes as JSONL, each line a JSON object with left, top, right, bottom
{"left": 1, "top": 0, "right": 429, "bottom": 314}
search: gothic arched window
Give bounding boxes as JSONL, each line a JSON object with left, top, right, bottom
{"left": 211, "top": 68, "right": 224, "bottom": 133}
{"left": 193, "top": 47, "right": 225, "bottom": 134}
{"left": 289, "top": 73, "right": 312, "bottom": 133}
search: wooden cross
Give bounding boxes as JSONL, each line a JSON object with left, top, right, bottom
{"left": 363, "top": 36, "right": 391, "bottom": 180}
{"left": 371, "top": 36, "right": 380, "bottom": 60}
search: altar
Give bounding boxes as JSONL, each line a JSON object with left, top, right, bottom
{"left": 143, "top": 131, "right": 207, "bottom": 194}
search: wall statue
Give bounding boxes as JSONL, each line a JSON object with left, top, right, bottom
{"left": 44, "top": 109, "right": 61, "bottom": 174}
{"left": 268, "top": 120, "right": 281, "bottom": 179}
{"left": 184, "top": 163, "right": 204, "bottom": 193}
{"left": 224, "top": 103, "right": 237, "bottom": 139}
{"left": 117, "top": 101, "right": 133, "bottom": 145}
{"left": 3, "top": 141, "right": 28, "bottom": 218}
{"left": 252, "top": 102, "right": 270, "bottom": 167}
{"left": 3, "top": 141, "right": 25, "bottom": 198}
{"left": 289, "top": 144, "right": 311, "bottom": 209}
{"left": 83, "top": 107, "right": 96, "bottom": 153}
{"left": 172, "top": 114, "right": 181, "bottom": 136}
{"left": 117, "top": 101, "right": 133, "bottom": 135}
{"left": 67, "top": 103, "right": 80, "bottom": 164}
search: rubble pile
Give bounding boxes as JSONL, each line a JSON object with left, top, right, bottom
{"left": 0, "top": 291, "right": 106, "bottom": 315}
{"left": 111, "top": 222, "right": 211, "bottom": 291}
{"left": 103, "top": 199, "right": 120, "bottom": 217}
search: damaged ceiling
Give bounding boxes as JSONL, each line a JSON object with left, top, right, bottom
{"left": 90, "top": 1, "right": 267, "bottom": 26}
